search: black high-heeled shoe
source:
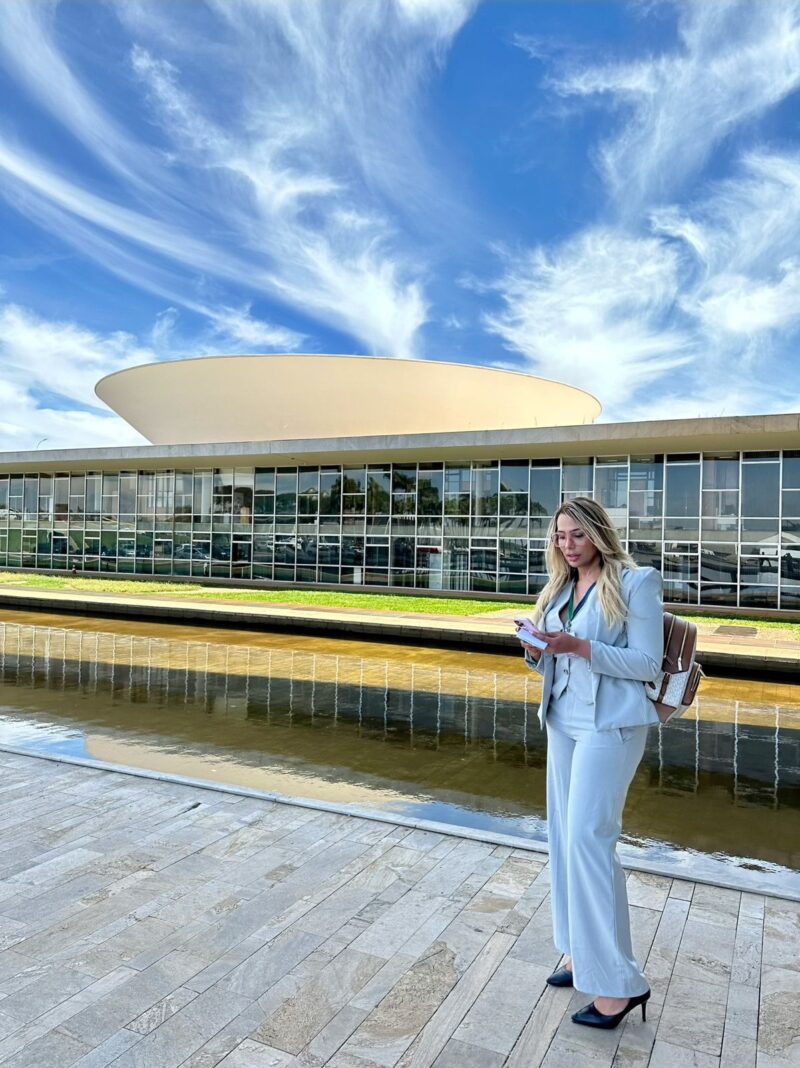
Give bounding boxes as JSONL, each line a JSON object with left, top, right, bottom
{"left": 571, "top": 988, "right": 650, "bottom": 1029}
{"left": 545, "top": 966, "right": 574, "bottom": 987}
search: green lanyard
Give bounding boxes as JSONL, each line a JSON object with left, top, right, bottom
{"left": 567, "top": 581, "right": 596, "bottom": 625}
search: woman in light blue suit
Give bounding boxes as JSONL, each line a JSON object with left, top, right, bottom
{"left": 517, "top": 496, "right": 663, "bottom": 1031}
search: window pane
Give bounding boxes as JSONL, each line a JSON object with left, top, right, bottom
{"left": 499, "top": 461, "right": 528, "bottom": 493}
{"left": 530, "top": 466, "right": 560, "bottom": 516}
{"left": 391, "top": 538, "right": 415, "bottom": 567}
{"left": 193, "top": 473, "right": 212, "bottom": 518}
{"left": 444, "top": 464, "right": 470, "bottom": 494}
{"left": 367, "top": 471, "right": 390, "bottom": 513}
{"left": 276, "top": 472, "right": 297, "bottom": 515}
{"left": 497, "top": 518, "right": 526, "bottom": 540}
{"left": 444, "top": 492, "right": 469, "bottom": 515}
{"left": 288, "top": 470, "right": 313, "bottom": 497}
{"left": 342, "top": 467, "right": 365, "bottom": 493}
{"left": 699, "top": 584, "right": 738, "bottom": 607}
{"left": 342, "top": 494, "right": 364, "bottom": 515}
{"left": 740, "top": 585, "right": 778, "bottom": 608}
{"left": 630, "top": 542, "right": 661, "bottom": 569}
{"left": 664, "top": 518, "right": 699, "bottom": 541}
{"left": 781, "top": 550, "right": 800, "bottom": 584}
{"left": 629, "top": 516, "right": 663, "bottom": 538}
{"left": 499, "top": 539, "right": 526, "bottom": 573}
{"left": 663, "top": 554, "right": 698, "bottom": 581}
{"left": 701, "top": 548, "right": 738, "bottom": 582}
{"left": 392, "top": 492, "right": 416, "bottom": 515}
{"left": 418, "top": 471, "right": 443, "bottom": 515}
{"left": 562, "top": 459, "right": 592, "bottom": 496}
{"left": 742, "top": 461, "right": 779, "bottom": 516}
{"left": 741, "top": 517, "right": 778, "bottom": 541}
{"left": 298, "top": 493, "right": 318, "bottom": 516}
{"left": 392, "top": 464, "right": 417, "bottom": 493}
{"left": 417, "top": 516, "right": 442, "bottom": 537}
{"left": 472, "top": 464, "right": 498, "bottom": 516}
{"left": 442, "top": 539, "right": 468, "bottom": 570}
{"left": 595, "top": 466, "right": 628, "bottom": 511}
{"left": 255, "top": 469, "right": 275, "bottom": 492}
{"left": 740, "top": 556, "right": 779, "bottom": 583}
{"left": 783, "top": 491, "right": 800, "bottom": 519}
{"left": 665, "top": 463, "right": 700, "bottom": 516}
{"left": 702, "top": 455, "right": 739, "bottom": 489}
{"left": 470, "top": 544, "right": 497, "bottom": 570}
{"left": 700, "top": 515, "right": 737, "bottom": 541}
{"left": 630, "top": 456, "right": 664, "bottom": 492}
{"left": 783, "top": 452, "right": 800, "bottom": 490}
{"left": 500, "top": 492, "right": 528, "bottom": 516}
{"left": 702, "top": 489, "right": 739, "bottom": 517}
{"left": 320, "top": 472, "right": 341, "bottom": 514}
{"left": 664, "top": 580, "right": 697, "bottom": 604}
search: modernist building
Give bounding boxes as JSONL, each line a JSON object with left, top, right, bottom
{"left": 0, "top": 355, "right": 799, "bottom": 613}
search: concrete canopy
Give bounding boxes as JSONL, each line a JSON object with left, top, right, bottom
{"left": 94, "top": 354, "right": 602, "bottom": 446}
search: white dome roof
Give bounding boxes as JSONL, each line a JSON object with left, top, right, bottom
{"left": 95, "top": 354, "right": 601, "bottom": 446}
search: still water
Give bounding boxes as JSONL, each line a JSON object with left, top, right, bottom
{"left": 0, "top": 608, "right": 798, "bottom": 891}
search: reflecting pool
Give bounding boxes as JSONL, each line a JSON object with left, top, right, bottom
{"left": 0, "top": 608, "right": 798, "bottom": 893}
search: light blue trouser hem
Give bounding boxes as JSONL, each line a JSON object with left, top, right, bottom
{"left": 546, "top": 712, "right": 651, "bottom": 998}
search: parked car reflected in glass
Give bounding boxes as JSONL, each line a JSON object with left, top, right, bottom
{"left": 174, "top": 545, "right": 210, "bottom": 560}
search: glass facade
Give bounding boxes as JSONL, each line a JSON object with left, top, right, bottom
{"left": 1, "top": 450, "right": 798, "bottom": 609}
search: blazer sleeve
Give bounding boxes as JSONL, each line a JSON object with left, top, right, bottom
{"left": 589, "top": 568, "right": 664, "bottom": 683}
{"left": 523, "top": 647, "right": 546, "bottom": 676}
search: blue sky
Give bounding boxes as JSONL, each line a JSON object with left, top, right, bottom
{"left": 1, "top": 0, "right": 800, "bottom": 450}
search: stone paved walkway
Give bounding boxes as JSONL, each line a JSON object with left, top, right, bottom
{"left": 0, "top": 751, "right": 796, "bottom": 1068}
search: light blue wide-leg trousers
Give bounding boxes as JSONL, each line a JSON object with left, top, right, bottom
{"left": 545, "top": 713, "right": 651, "bottom": 998}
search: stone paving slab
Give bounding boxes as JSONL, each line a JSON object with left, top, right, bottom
{"left": 0, "top": 749, "right": 795, "bottom": 1067}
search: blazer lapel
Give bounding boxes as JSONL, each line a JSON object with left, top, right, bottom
{"left": 590, "top": 588, "right": 604, "bottom": 641}
{"left": 542, "top": 580, "right": 572, "bottom": 627}
{"left": 550, "top": 583, "right": 572, "bottom": 624}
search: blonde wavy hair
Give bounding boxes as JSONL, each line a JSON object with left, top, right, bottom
{"left": 533, "top": 496, "right": 636, "bottom": 630}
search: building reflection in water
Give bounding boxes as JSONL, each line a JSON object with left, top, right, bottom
{"left": 0, "top": 621, "right": 798, "bottom": 874}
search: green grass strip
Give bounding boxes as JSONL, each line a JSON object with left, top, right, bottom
{"left": 0, "top": 570, "right": 797, "bottom": 633}
{"left": 0, "top": 572, "right": 530, "bottom": 615}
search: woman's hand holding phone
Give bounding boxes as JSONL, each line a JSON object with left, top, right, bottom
{"left": 513, "top": 617, "right": 549, "bottom": 654}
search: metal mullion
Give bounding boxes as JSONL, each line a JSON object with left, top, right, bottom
{"left": 737, "top": 450, "right": 744, "bottom": 608}
{"left": 778, "top": 447, "right": 784, "bottom": 609}
{"left": 625, "top": 454, "right": 631, "bottom": 551}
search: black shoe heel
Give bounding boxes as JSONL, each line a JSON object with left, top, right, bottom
{"left": 571, "top": 988, "right": 651, "bottom": 1030}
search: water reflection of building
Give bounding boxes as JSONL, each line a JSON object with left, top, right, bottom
{"left": 1, "top": 622, "right": 798, "bottom": 803}
{"left": 0, "top": 355, "right": 797, "bottom": 612}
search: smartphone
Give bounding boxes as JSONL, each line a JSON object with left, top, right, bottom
{"left": 514, "top": 619, "right": 548, "bottom": 651}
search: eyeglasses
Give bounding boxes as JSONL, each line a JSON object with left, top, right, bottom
{"left": 551, "top": 530, "right": 588, "bottom": 546}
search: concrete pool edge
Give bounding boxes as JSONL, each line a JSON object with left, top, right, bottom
{"left": 2, "top": 740, "right": 798, "bottom": 904}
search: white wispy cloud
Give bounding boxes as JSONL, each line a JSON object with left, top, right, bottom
{"left": 487, "top": 150, "right": 800, "bottom": 418}
{"left": 485, "top": 228, "right": 693, "bottom": 410}
{"left": 0, "top": 298, "right": 304, "bottom": 451}
{"left": 203, "top": 305, "right": 305, "bottom": 351}
{"left": 0, "top": 0, "right": 151, "bottom": 185}
{"left": 656, "top": 151, "right": 800, "bottom": 340}
{"left": 0, "top": 302, "right": 151, "bottom": 450}
{"left": 0, "top": 139, "right": 258, "bottom": 287}
{"left": 550, "top": 0, "right": 800, "bottom": 208}
{"left": 0, "top": 0, "right": 476, "bottom": 359}
{"left": 491, "top": 0, "right": 800, "bottom": 420}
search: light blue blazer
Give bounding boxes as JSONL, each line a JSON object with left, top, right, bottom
{"left": 526, "top": 566, "right": 664, "bottom": 732}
